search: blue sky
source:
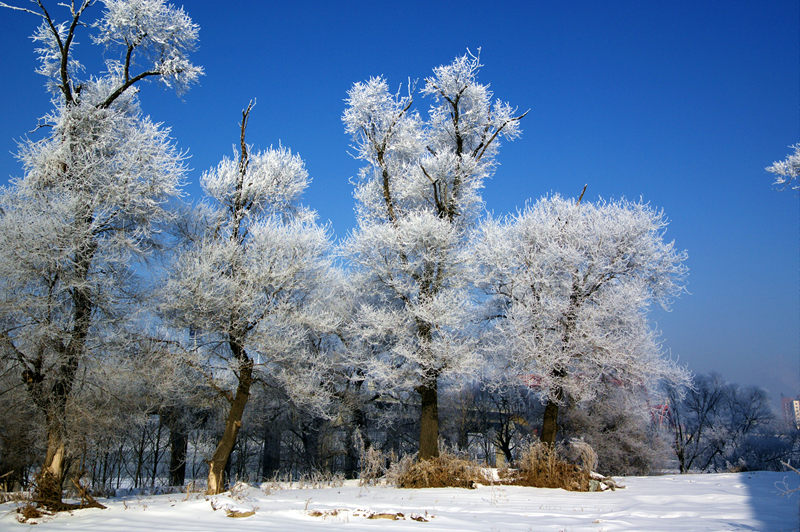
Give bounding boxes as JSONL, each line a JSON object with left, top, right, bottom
{"left": 0, "top": 0, "right": 798, "bottom": 402}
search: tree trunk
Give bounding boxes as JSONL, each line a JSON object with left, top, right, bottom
{"left": 540, "top": 368, "right": 567, "bottom": 446}
{"left": 343, "top": 428, "right": 357, "bottom": 479}
{"left": 674, "top": 424, "right": 687, "bottom": 473}
{"left": 457, "top": 428, "right": 469, "bottom": 453}
{"left": 206, "top": 357, "right": 253, "bottom": 495}
{"left": 496, "top": 422, "right": 514, "bottom": 465}
{"left": 260, "top": 426, "right": 281, "bottom": 480}
{"left": 162, "top": 408, "right": 189, "bottom": 487}
{"left": 347, "top": 379, "right": 372, "bottom": 478}
{"left": 168, "top": 428, "right": 188, "bottom": 487}
{"left": 224, "top": 442, "right": 234, "bottom": 483}
{"left": 134, "top": 425, "right": 147, "bottom": 488}
{"left": 29, "top": 357, "right": 82, "bottom": 506}
{"left": 36, "top": 426, "right": 67, "bottom": 506}
{"left": 150, "top": 418, "right": 163, "bottom": 489}
{"left": 418, "top": 380, "right": 440, "bottom": 460}
{"left": 300, "top": 421, "right": 322, "bottom": 472}
{"left": 30, "top": 236, "right": 97, "bottom": 508}
{"left": 540, "top": 399, "right": 559, "bottom": 446}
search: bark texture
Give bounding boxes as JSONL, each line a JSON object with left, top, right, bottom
{"left": 206, "top": 356, "right": 253, "bottom": 495}
{"left": 540, "top": 399, "right": 560, "bottom": 446}
{"left": 167, "top": 426, "right": 188, "bottom": 487}
{"left": 418, "top": 380, "right": 440, "bottom": 459}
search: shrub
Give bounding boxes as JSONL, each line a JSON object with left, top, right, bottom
{"left": 395, "top": 453, "right": 483, "bottom": 489}
{"left": 563, "top": 438, "right": 599, "bottom": 472}
{"left": 357, "top": 434, "right": 390, "bottom": 486}
{"left": 384, "top": 453, "right": 415, "bottom": 486}
{"left": 505, "top": 442, "right": 590, "bottom": 492}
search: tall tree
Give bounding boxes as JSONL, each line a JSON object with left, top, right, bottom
{"left": 0, "top": 0, "right": 201, "bottom": 507}
{"left": 343, "top": 52, "right": 526, "bottom": 459}
{"left": 163, "top": 103, "right": 338, "bottom": 495}
{"left": 475, "top": 195, "right": 689, "bottom": 445}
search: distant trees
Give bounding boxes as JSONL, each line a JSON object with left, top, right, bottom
{"left": 667, "top": 373, "right": 730, "bottom": 473}
{"left": 0, "top": 0, "right": 201, "bottom": 506}
{"left": 766, "top": 143, "right": 800, "bottom": 190}
{"left": 0, "top": 353, "right": 40, "bottom": 491}
{"left": 342, "top": 52, "right": 525, "bottom": 459}
{"left": 666, "top": 373, "right": 790, "bottom": 473}
{"left": 474, "top": 195, "right": 690, "bottom": 445}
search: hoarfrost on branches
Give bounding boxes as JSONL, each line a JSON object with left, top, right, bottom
{"left": 0, "top": 83, "right": 188, "bottom": 506}
{"left": 0, "top": 0, "right": 201, "bottom": 506}
{"left": 163, "top": 104, "right": 340, "bottom": 494}
{"left": 2, "top": 0, "right": 202, "bottom": 105}
{"left": 474, "top": 195, "right": 690, "bottom": 444}
{"left": 94, "top": 0, "right": 203, "bottom": 94}
{"left": 766, "top": 143, "right": 800, "bottom": 190}
{"left": 342, "top": 51, "right": 526, "bottom": 458}
{"left": 201, "top": 145, "right": 310, "bottom": 220}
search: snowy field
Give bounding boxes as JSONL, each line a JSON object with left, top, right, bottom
{"left": 1, "top": 472, "right": 797, "bottom": 531}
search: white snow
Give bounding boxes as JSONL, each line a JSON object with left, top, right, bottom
{"left": 1, "top": 472, "right": 797, "bottom": 531}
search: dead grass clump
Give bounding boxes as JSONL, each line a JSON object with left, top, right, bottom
{"left": 368, "top": 511, "right": 404, "bottom": 520}
{"left": 506, "top": 442, "right": 590, "bottom": 492}
{"left": 228, "top": 481, "right": 255, "bottom": 502}
{"left": 384, "top": 453, "right": 415, "bottom": 486}
{"left": 566, "top": 438, "right": 598, "bottom": 473}
{"left": 16, "top": 503, "right": 49, "bottom": 523}
{"left": 395, "top": 453, "right": 482, "bottom": 489}
{"left": 307, "top": 509, "right": 431, "bottom": 522}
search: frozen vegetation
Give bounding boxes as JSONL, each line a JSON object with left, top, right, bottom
{"left": 0, "top": 2, "right": 798, "bottom": 529}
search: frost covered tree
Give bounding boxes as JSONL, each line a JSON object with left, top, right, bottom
{"left": 766, "top": 143, "right": 800, "bottom": 190}
{"left": 163, "top": 103, "right": 339, "bottom": 495}
{"left": 342, "top": 51, "right": 526, "bottom": 459}
{"left": 0, "top": 0, "right": 200, "bottom": 506}
{"left": 474, "top": 195, "right": 690, "bottom": 446}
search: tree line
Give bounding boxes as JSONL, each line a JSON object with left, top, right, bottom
{"left": 0, "top": 0, "right": 793, "bottom": 508}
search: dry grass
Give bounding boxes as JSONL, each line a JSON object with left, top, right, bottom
{"left": 358, "top": 445, "right": 388, "bottom": 486}
{"left": 307, "top": 509, "right": 431, "bottom": 522}
{"left": 383, "top": 453, "right": 416, "bottom": 486}
{"left": 295, "top": 471, "right": 345, "bottom": 489}
{"left": 502, "top": 442, "right": 590, "bottom": 492}
{"left": 15, "top": 503, "right": 49, "bottom": 523}
{"left": 566, "top": 438, "right": 599, "bottom": 473}
{"left": 395, "top": 453, "right": 483, "bottom": 489}
{"left": 387, "top": 442, "right": 598, "bottom": 492}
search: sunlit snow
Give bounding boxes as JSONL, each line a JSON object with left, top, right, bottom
{"left": 2, "top": 472, "right": 796, "bottom": 531}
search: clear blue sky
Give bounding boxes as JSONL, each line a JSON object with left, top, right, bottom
{"left": 1, "top": 0, "right": 798, "bottom": 402}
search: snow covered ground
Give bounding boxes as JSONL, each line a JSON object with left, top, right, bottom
{"left": 1, "top": 472, "right": 797, "bottom": 531}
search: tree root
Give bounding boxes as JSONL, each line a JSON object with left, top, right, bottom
{"left": 32, "top": 473, "right": 106, "bottom": 511}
